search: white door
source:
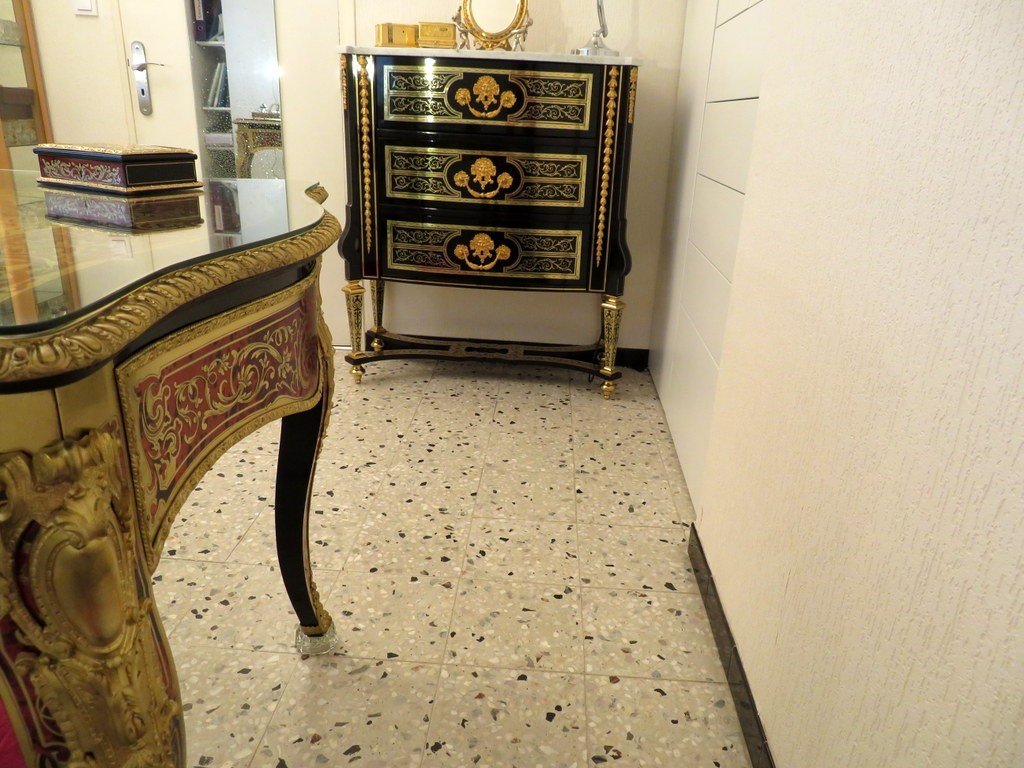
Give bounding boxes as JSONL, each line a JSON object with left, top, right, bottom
{"left": 31, "top": 0, "right": 205, "bottom": 172}
{"left": 114, "top": 0, "right": 205, "bottom": 171}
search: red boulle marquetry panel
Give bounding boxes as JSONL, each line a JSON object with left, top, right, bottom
{"left": 38, "top": 156, "right": 126, "bottom": 187}
{"left": 118, "top": 284, "right": 322, "bottom": 563}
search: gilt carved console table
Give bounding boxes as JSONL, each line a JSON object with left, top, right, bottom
{"left": 339, "top": 46, "right": 639, "bottom": 397}
{"left": 0, "top": 172, "right": 339, "bottom": 767}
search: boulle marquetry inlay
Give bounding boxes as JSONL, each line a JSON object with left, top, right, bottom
{"left": 385, "top": 145, "right": 587, "bottom": 207}
{"left": 39, "top": 156, "right": 125, "bottom": 186}
{"left": 387, "top": 221, "right": 582, "bottom": 279}
{"left": 340, "top": 49, "right": 638, "bottom": 395}
{"left": 117, "top": 277, "right": 323, "bottom": 564}
{"left": 383, "top": 65, "right": 594, "bottom": 130}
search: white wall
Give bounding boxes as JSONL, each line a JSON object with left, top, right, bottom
{"left": 31, "top": 0, "right": 135, "bottom": 145}
{"left": 650, "top": 0, "right": 768, "bottom": 505}
{"left": 699, "top": 2, "right": 1024, "bottom": 766}
{"left": 341, "top": 0, "right": 686, "bottom": 348}
{"left": 275, "top": 0, "right": 348, "bottom": 337}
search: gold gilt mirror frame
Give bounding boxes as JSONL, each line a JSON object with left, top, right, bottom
{"left": 456, "top": 0, "right": 531, "bottom": 50}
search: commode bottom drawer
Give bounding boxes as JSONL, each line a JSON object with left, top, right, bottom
{"left": 382, "top": 217, "right": 592, "bottom": 291}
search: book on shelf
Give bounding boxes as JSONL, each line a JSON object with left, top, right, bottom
{"left": 210, "top": 181, "right": 240, "bottom": 233}
{"left": 204, "top": 62, "right": 230, "bottom": 108}
{"left": 192, "top": 0, "right": 222, "bottom": 41}
{"left": 218, "top": 69, "right": 230, "bottom": 108}
{"left": 204, "top": 62, "right": 221, "bottom": 107}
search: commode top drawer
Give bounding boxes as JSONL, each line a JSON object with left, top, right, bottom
{"left": 371, "top": 58, "right": 604, "bottom": 138}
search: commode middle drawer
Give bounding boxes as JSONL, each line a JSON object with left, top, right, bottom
{"left": 379, "top": 140, "right": 596, "bottom": 212}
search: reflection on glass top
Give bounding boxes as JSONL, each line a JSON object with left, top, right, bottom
{"left": 0, "top": 170, "right": 324, "bottom": 335}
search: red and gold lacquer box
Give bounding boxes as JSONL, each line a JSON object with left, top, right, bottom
{"left": 34, "top": 143, "right": 202, "bottom": 196}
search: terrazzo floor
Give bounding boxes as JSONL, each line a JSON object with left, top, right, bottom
{"left": 152, "top": 354, "right": 751, "bottom": 768}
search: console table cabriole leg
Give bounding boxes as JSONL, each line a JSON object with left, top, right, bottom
{"left": 370, "top": 278, "right": 385, "bottom": 353}
{"left": 276, "top": 316, "right": 337, "bottom": 654}
{"left": 342, "top": 279, "right": 366, "bottom": 383}
{"left": 276, "top": 393, "right": 338, "bottom": 655}
{"left": 600, "top": 294, "right": 625, "bottom": 399}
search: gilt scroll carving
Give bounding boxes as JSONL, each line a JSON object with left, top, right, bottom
{"left": 0, "top": 428, "right": 183, "bottom": 767}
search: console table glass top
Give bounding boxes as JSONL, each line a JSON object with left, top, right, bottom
{"left": 0, "top": 170, "right": 323, "bottom": 334}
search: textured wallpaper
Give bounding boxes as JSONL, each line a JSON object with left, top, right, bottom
{"left": 699, "top": 2, "right": 1024, "bottom": 766}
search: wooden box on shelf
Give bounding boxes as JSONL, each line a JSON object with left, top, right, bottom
{"left": 375, "top": 23, "right": 418, "bottom": 47}
{"left": 418, "top": 22, "right": 456, "bottom": 48}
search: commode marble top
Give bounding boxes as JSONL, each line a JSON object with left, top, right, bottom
{"left": 341, "top": 45, "right": 641, "bottom": 67}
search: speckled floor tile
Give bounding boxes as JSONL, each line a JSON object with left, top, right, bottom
{"left": 395, "top": 420, "right": 490, "bottom": 461}
{"left": 582, "top": 589, "right": 725, "bottom": 682}
{"left": 151, "top": 557, "right": 205, "bottom": 637}
{"left": 252, "top": 657, "right": 438, "bottom": 768}
{"left": 333, "top": 358, "right": 436, "bottom": 395}
{"left": 476, "top": 460, "right": 577, "bottom": 522}
{"left": 328, "top": 572, "right": 458, "bottom": 662}
{"left": 655, "top": 428, "right": 698, "bottom": 522}
{"left": 446, "top": 580, "right": 583, "bottom": 672}
{"left": 578, "top": 523, "right": 697, "bottom": 591}
{"left": 162, "top": 483, "right": 271, "bottom": 562}
{"left": 575, "top": 470, "right": 688, "bottom": 527}
{"left": 422, "top": 666, "right": 587, "bottom": 768}
{"left": 368, "top": 464, "right": 482, "bottom": 514}
{"left": 464, "top": 520, "right": 579, "bottom": 584}
{"left": 308, "top": 465, "right": 385, "bottom": 523}
{"left": 153, "top": 355, "right": 738, "bottom": 768}
{"left": 345, "top": 510, "right": 470, "bottom": 578}
{"left": 572, "top": 426, "right": 666, "bottom": 472}
{"left": 227, "top": 508, "right": 361, "bottom": 570}
{"left": 170, "top": 561, "right": 339, "bottom": 653}
{"left": 411, "top": 391, "right": 495, "bottom": 417}
{"left": 175, "top": 645, "right": 293, "bottom": 767}
{"left": 484, "top": 428, "right": 575, "bottom": 464}
{"left": 492, "top": 399, "right": 572, "bottom": 429}
{"left": 586, "top": 676, "right": 750, "bottom": 767}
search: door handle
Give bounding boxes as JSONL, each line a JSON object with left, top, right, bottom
{"left": 129, "top": 41, "right": 161, "bottom": 115}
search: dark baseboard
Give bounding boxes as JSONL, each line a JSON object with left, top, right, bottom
{"left": 617, "top": 347, "right": 649, "bottom": 371}
{"left": 688, "top": 525, "right": 776, "bottom": 768}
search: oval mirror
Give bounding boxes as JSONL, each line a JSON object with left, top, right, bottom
{"left": 461, "top": 0, "right": 529, "bottom": 49}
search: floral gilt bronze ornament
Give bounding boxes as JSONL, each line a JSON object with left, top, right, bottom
{"left": 453, "top": 0, "right": 531, "bottom": 51}
{"left": 454, "top": 157, "right": 514, "bottom": 199}
{"left": 454, "top": 232, "right": 513, "bottom": 270}
{"left": 455, "top": 75, "right": 518, "bottom": 119}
